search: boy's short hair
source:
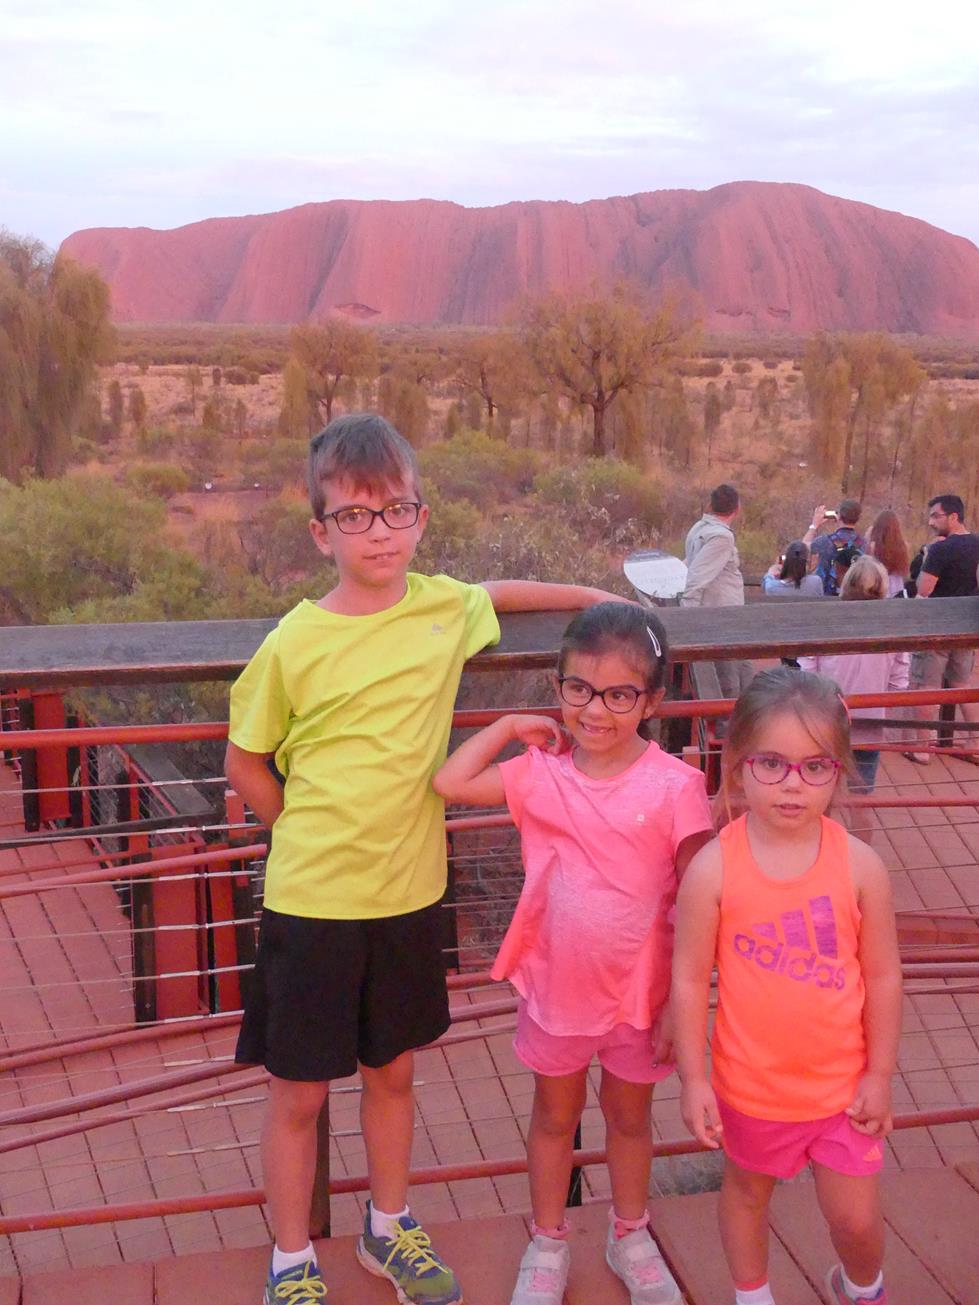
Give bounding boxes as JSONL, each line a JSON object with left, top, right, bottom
{"left": 709, "top": 483, "right": 739, "bottom": 516}
{"left": 838, "top": 498, "right": 862, "bottom": 525}
{"left": 308, "top": 413, "right": 422, "bottom": 520}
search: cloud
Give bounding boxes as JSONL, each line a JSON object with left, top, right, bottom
{"left": 3, "top": 0, "right": 978, "bottom": 248}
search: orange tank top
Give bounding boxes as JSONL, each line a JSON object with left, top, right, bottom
{"left": 711, "top": 814, "right": 866, "bottom": 1121}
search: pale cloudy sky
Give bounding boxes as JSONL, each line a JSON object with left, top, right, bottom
{"left": 4, "top": 0, "right": 979, "bottom": 250}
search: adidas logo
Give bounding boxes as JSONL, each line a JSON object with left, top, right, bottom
{"left": 733, "top": 894, "right": 846, "bottom": 990}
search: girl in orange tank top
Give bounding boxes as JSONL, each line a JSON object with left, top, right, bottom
{"left": 673, "top": 669, "right": 902, "bottom": 1305}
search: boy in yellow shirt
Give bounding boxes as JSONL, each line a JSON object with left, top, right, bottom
{"left": 227, "top": 413, "right": 619, "bottom": 1305}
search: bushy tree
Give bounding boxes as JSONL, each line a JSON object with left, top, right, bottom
{"left": 518, "top": 284, "right": 698, "bottom": 457}
{"left": 449, "top": 330, "right": 528, "bottom": 431}
{"left": 287, "top": 320, "right": 379, "bottom": 426}
{"left": 0, "top": 231, "right": 113, "bottom": 480}
{"left": 802, "top": 333, "right": 924, "bottom": 494}
{"left": 0, "top": 474, "right": 210, "bottom": 621}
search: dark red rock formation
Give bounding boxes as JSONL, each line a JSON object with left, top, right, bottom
{"left": 60, "top": 182, "right": 979, "bottom": 336}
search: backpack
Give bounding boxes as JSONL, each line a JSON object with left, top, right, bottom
{"left": 816, "top": 528, "right": 864, "bottom": 596}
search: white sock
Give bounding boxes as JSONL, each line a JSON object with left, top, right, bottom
{"left": 841, "top": 1267, "right": 884, "bottom": 1299}
{"left": 370, "top": 1202, "right": 410, "bottom": 1239}
{"left": 271, "top": 1242, "right": 316, "bottom": 1275}
{"left": 734, "top": 1285, "right": 776, "bottom": 1305}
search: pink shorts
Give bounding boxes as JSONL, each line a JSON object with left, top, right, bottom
{"left": 513, "top": 1000, "right": 673, "bottom": 1084}
{"left": 718, "top": 1099, "right": 885, "bottom": 1180}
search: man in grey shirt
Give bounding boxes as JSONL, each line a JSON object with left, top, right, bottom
{"left": 681, "top": 483, "right": 752, "bottom": 699}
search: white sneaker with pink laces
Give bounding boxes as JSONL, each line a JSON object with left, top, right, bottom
{"left": 605, "top": 1225, "right": 681, "bottom": 1305}
{"left": 509, "top": 1234, "right": 570, "bottom": 1305}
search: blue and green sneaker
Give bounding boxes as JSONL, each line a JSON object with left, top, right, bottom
{"left": 356, "top": 1203, "right": 462, "bottom": 1304}
{"left": 263, "top": 1258, "right": 328, "bottom": 1303}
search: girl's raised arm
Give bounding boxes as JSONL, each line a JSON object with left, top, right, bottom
{"left": 672, "top": 840, "right": 724, "bottom": 1148}
{"left": 433, "top": 713, "right": 562, "bottom": 808}
{"left": 847, "top": 837, "right": 902, "bottom": 1137}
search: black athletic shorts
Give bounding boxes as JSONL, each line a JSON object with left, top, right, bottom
{"left": 235, "top": 898, "right": 451, "bottom": 1081}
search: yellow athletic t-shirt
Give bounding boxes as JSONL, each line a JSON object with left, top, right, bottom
{"left": 228, "top": 574, "right": 500, "bottom": 919}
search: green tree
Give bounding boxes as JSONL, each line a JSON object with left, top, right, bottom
{"left": 279, "top": 355, "right": 315, "bottom": 437}
{"left": 802, "top": 332, "right": 923, "bottom": 494}
{"left": 0, "top": 231, "right": 113, "bottom": 481}
{"left": 128, "top": 384, "right": 148, "bottom": 432}
{"left": 186, "top": 364, "right": 203, "bottom": 414}
{"left": 0, "top": 474, "right": 210, "bottom": 621}
{"left": 450, "top": 331, "right": 527, "bottom": 431}
{"left": 287, "top": 320, "right": 379, "bottom": 426}
{"left": 703, "top": 381, "right": 722, "bottom": 466}
{"left": 519, "top": 284, "right": 697, "bottom": 457}
{"left": 106, "top": 378, "right": 125, "bottom": 440}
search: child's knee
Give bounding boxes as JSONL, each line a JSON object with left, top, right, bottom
{"left": 826, "top": 1202, "right": 881, "bottom": 1247}
{"left": 600, "top": 1095, "right": 652, "bottom": 1139}
{"left": 361, "top": 1052, "right": 414, "bottom": 1098}
{"left": 268, "top": 1079, "right": 328, "bottom": 1128}
{"left": 532, "top": 1093, "right": 584, "bottom": 1138}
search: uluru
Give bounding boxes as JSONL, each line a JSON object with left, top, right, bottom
{"left": 60, "top": 181, "right": 979, "bottom": 336}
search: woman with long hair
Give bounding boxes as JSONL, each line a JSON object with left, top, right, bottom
{"left": 867, "top": 510, "right": 910, "bottom": 597}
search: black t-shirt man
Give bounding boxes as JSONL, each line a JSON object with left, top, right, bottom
{"left": 920, "top": 532, "right": 979, "bottom": 597}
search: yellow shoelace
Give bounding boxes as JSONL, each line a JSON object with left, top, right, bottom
{"left": 381, "top": 1223, "right": 441, "bottom": 1275}
{"left": 272, "top": 1264, "right": 328, "bottom": 1300}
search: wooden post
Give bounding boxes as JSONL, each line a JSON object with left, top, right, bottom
{"left": 308, "top": 1096, "right": 332, "bottom": 1239}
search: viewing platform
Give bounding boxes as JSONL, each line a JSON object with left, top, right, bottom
{"left": 1, "top": 598, "right": 978, "bottom": 1302}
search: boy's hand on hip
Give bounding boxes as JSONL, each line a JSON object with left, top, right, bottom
{"left": 845, "top": 1073, "right": 893, "bottom": 1137}
{"left": 511, "top": 714, "right": 565, "bottom": 753}
{"left": 680, "top": 1080, "right": 723, "bottom": 1149}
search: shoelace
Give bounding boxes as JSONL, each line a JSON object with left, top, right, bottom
{"left": 272, "top": 1264, "right": 327, "bottom": 1300}
{"left": 381, "top": 1223, "right": 441, "bottom": 1275}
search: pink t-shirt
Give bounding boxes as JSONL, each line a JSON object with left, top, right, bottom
{"left": 492, "top": 743, "right": 713, "bottom": 1037}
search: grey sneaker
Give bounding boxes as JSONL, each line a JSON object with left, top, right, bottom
{"left": 605, "top": 1225, "right": 681, "bottom": 1305}
{"left": 510, "top": 1234, "right": 570, "bottom": 1305}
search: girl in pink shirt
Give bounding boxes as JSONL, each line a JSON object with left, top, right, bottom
{"left": 435, "top": 603, "right": 712, "bottom": 1305}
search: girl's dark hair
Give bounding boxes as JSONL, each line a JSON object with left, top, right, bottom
{"left": 718, "top": 667, "right": 856, "bottom": 816}
{"left": 558, "top": 603, "right": 669, "bottom": 739}
{"left": 779, "top": 540, "right": 810, "bottom": 587}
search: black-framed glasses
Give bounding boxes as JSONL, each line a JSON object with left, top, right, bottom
{"left": 745, "top": 754, "right": 841, "bottom": 786}
{"left": 557, "top": 676, "right": 647, "bottom": 713}
{"left": 322, "top": 501, "right": 422, "bottom": 534}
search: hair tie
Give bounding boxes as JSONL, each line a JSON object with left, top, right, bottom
{"left": 647, "top": 626, "right": 663, "bottom": 659}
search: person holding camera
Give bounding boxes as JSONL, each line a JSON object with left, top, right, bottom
{"left": 761, "top": 540, "right": 824, "bottom": 598}
{"left": 803, "top": 500, "right": 866, "bottom": 596}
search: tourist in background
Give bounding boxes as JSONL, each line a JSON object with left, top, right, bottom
{"left": 761, "top": 540, "right": 824, "bottom": 599}
{"left": 681, "top": 483, "right": 752, "bottom": 698}
{"left": 799, "top": 557, "right": 910, "bottom": 793}
{"left": 866, "top": 510, "right": 910, "bottom": 597}
{"left": 803, "top": 500, "right": 866, "bottom": 596}
{"left": 907, "top": 493, "right": 979, "bottom": 764}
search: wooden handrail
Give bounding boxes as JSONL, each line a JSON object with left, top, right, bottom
{"left": 1, "top": 597, "right": 978, "bottom": 686}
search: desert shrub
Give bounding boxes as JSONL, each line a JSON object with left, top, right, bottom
{"left": 532, "top": 459, "right": 663, "bottom": 547}
{"left": 126, "top": 462, "right": 192, "bottom": 500}
{"left": 416, "top": 497, "right": 628, "bottom": 595}
{"left": 677, "top": 359, "right": 723, "bottom": 378}
{"left": 420, "top": 431, "right": 540, "bottom": 510}
{"left": 732, "top": 361, "right": 752, "bottom": 376}
{"left": 762, "top": 359, "right": 779, "bottom": 370}
{"left": 136, "top": 426, "right": 176, "bottom": 457}
{"left": 223, "top": 367, "right": 251, "bottom": 386}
